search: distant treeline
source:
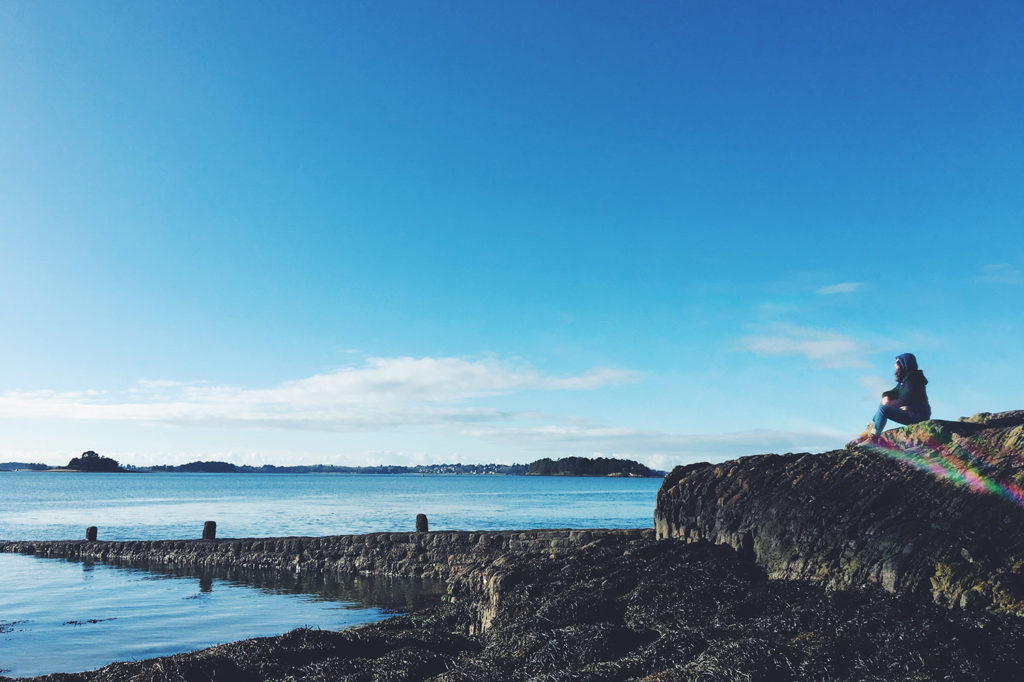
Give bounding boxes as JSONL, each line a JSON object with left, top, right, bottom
{"left": 66, "top": 451, "right": 122, "bottom": 472}
{"left": 148, "top": 458, "right": 663, "bottom": 477}
{"left": 0, "top": 462, "right": 50, "bottom": 471}
{"left": 10, "top": 452, "right": 663, "bottom": 478}
{"left": 150, "top": 461, "right": 530, "bottom": 475}
{"left": 527, "top": 456, "right": 663, "bottom": 478}
{"left": 2, "top": 451, "right": 126, "bottom": 473}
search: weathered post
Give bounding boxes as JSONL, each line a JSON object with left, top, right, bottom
{"left": 416, "top": 514, "right": 428, "bottom": 533}
{"left": 85, "top": 526, "right": 98, "bottom": 541}
{"left": 202, "top": 521, "right": 217, "bottom": 540}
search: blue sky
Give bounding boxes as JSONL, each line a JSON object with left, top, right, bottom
{"left": 1, "top": 2, "right": 1021, "bottom": 468}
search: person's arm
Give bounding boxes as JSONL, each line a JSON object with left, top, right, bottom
{"left": 887, "top": 380, "right": 913, "bottom": 408}
{"left": 882, "top": 386, "right": 900, "bottom": 405}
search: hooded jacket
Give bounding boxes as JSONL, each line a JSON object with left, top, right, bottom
{"left": 882, "top": 353, "right": 931, "bottom": 417}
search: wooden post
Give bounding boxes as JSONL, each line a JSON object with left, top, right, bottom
{"left": 203, "top": 521, "right": 217, "bottom": 540}
{"left": 85, "top": 526, "right": 98, "bottom": 541}
{"left": 416, "top": 514, "right": 428, "bottom": 533}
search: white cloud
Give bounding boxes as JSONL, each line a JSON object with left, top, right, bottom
{"left": 462, "top": 423, "right": 846, "bottom": 467}
{"left": 0, "top": 356, "right": 639, "bottom": 432}
{"left": 538, "top": 367, "right": 642, "bottom": 390}
{"left": 817, "top": 282, "right": 863, "bottom": 295}
{"left": 977, "top": 263, "right": 1023, "bottom": 285}
{"left": 739, "top": 324, "right": 874, "bottom": 368}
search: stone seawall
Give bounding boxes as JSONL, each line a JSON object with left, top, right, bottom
{"left": 0, "top": 528, "right": 651, "bottom": 633}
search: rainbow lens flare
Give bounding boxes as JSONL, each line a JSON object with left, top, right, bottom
{"left": 860, "top": 430, "right": 1024, "bottom": 508}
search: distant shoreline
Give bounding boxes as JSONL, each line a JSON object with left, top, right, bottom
{"left": 2, "top": 468, "right": 663, "bottom": 478}
{"left": 1, "top": 455, "right": 665, "bottom": 478}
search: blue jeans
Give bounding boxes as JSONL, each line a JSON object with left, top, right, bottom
{"left": 873, "top": 403, "right": 929, "bottom": 434}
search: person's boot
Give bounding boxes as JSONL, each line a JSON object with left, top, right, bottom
{"left": 847, "top": 424, "right": 874, "bottom": 447}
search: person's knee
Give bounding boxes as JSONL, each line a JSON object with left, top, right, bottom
{"left": 882, "top": 405, "right": 927, "bottom": 426}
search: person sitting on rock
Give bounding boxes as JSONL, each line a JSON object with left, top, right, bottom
{"left": 859, "top": 353, "right": 931, "bottom": 439}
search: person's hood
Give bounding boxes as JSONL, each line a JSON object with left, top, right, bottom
{"left": 896, "top": 353, "right": 918, "bottom": 373}
{"left": 896, "top": 353, "right": 926, "bottom": 384}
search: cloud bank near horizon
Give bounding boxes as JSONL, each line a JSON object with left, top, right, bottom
{"left": 461, "top": 423, "right": 846, "bottom": 471}
{"left": 0, "top": 355, "right": 847, "bottom": 468}
{"left": 0, "top": 356, "right": 641, "bottom": 430}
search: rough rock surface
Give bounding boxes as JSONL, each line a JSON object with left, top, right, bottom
{"left": 0, "top": 528, "right": 631, "bottom": 587}
{"left": 6, "top": 534, "right": 1024, "bottom": 681}
{"left": 655, "top": 411, "right": 1024, "bottom": 614}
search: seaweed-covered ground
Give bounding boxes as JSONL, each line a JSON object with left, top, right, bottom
{"left": 9, "top": 533, "right": 1024, "bottom": 682}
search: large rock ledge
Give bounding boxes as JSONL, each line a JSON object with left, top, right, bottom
{"left": 656, "top": 410, "right": 1024, "bottom": 615}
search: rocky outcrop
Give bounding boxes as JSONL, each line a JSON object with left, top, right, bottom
{"left": 655, "top": 411, "right": 1024, "bottom": 615}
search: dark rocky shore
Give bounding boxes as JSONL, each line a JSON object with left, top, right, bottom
{"left": 4, "top": 411, "right": 1024, "bottom": 681}
{"left": 655, "top": 410, "right": 1024, "bottom": 614}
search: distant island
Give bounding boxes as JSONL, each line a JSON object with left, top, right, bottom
{"left": 3, "top": 451, "right": 663, "bottom": 477}
{"left": 527, "top": 456, "right": 661, "bottom": 477}
{"left": 66, "top": 450, "right": 122, "bottom": 472}
{"left": 38, "top": 450, "right": 127, "bottom": 473}
{"left": 0, "top": 461, "right": 50, "bottom": 471}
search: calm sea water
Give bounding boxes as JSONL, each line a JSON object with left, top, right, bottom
{"left": 0, "top": 552, "right": 441, "bottom": 678}
{"left": 0, "top": 472, "right": 660, "bottom": 677}
{"left": 0, "top": 472, "right": 660, "bottom": 541}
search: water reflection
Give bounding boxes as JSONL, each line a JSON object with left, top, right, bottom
{"left": 52, "top": 555, "right": 445, "bottom": 612}
{"left": 0, "top": 552, "right": 446, "bottom": 678}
